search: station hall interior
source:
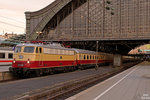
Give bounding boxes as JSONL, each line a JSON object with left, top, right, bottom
{"left": 0, "top": 0, "right": 150, "bottom": 100}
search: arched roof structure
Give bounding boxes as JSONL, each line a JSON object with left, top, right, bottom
{"left": 25, "top": 0, "right": 73, "bottom": 40}
{"left": 26, "top": 0, "right": 150, "bottom": 41}
{"left": 25, "top": 0, "right": 150, "bottom": 54}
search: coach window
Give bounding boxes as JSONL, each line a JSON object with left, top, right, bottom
{"left": 60, "top": 56, "right": 62, "bottom": 59}
{"left": 8, "top": 53, "right": 13, "bottom": 59}
{"left": 84, "top": 55, "right": 86, "bottom": 60}
{"left": 0, "top": 53, "right": 5, "bottom": 58}
{"left": 87, "top": 55, "right": 89, "bottom": 60}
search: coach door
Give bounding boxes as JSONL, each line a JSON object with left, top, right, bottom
{"left": 36, "top": 47, "right": 43, "bottom": 66}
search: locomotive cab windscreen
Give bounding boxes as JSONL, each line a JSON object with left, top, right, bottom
{"left": 24, "top": 46, "right": 35, "bottom": 53}
{"left": 14, "top": 46, "right": 35, "bottom": 53}
{"left": 15, "top": 46, "right": 22, "bottom": 53}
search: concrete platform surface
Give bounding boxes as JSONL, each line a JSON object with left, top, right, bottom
{"left": 66, "top": 62, "right": 150, "bottom": 100}
{"left": 0, "top": 66, "right": 10, "bottom": 72}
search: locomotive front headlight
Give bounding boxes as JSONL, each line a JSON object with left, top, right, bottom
{"left": 27, "top": 59, "right": 30, "bottom": 64}
{"left": 13, "top": 58, "right": 16, "bottom": 63}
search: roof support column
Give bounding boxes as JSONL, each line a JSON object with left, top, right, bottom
{"left": 113, "top": 54, "right": 122, "bottom": 67}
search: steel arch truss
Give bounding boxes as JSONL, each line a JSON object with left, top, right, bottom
{"left": 26, "top": 0, "right": 150, "bottom": 41}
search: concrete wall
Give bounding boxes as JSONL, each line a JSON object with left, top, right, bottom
{"left": 0, "top": 72, "right": 15, "bottom": 81}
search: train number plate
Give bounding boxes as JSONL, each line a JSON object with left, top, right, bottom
{"left": 18, "top": 64, "right": 24, "bottom": 66}
{"left": 19, "top": 55, "right": 23, "bottom": 59}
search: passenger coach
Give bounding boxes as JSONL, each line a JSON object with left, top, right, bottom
{"left": 0, "top": 47, "right": 13, "bottom": 66}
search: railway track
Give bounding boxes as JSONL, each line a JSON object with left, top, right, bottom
{"left": 12, "top": 62, "right": 140, "bottom": 100}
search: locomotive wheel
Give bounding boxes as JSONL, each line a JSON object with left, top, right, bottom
{"left": 36, "top": 70, "right": 41, "bottom": 77}
{"left": 49, "top": 68, "right": 54, "bottom": 75}
{"left": 63, "top": 67, "right": 67, "bottom": 73}
{"left": 63, "top": 67, "right": 69, "bottom": 73}
{"left": 71, "top": 66, "right": 76, "bottom": 71}
{"left": 79, "top": 65, "right": 84, "bottom": 70}
{"left": 25, "top": 70, "right": 36, "bottom": 78}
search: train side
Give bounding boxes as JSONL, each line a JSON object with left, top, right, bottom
{"left": 9, "top": 43, "right": 113, "bottom": 77}
{"left": 122, "top": 56, "right": 139, "bottom": 63}
{"left": 75, "top": 49, "right": 113, "bottom": 68}
{"left": 0, "top": 47, "right": 13, "bottom": 66}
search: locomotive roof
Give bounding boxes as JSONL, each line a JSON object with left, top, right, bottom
{"left": 17, "top": 43, "right": 74, "bottom": 51}
{"left": 16, "top": 43, "right": 109, "bottom": 55}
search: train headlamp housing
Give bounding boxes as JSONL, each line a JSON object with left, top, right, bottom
{"left": 27, "top": 59, "right": 30, "bottom": 64}
{"left": 13, "top": 58, "right": 16, "bottom": 63}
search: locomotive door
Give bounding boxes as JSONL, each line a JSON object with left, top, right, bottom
{"left": 78, "top": 54, "right": 81, "bottom": 64}
{"left": 36, "top": 47, "right": 43, "bottom": 66}
{"left": 39, "top": 47, "right": 43, "bottom": 66}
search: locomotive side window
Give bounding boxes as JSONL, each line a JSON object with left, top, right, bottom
{"left": 24, "top": 47, "right": 35, "bottom": 53}
{"left": 8, "top": 53, "right": 13, "bottom": 59}
{"left": 39, "top": 48, "right": 42, "bottom": 53}
{"left": 36, "top": 47, "right": 38, "bottom": 53}
{"left": 15, "top": 46, "right": 21, "bottom": 53}
{"left": 0, "top": 53, "right": 5, "bottom": 58}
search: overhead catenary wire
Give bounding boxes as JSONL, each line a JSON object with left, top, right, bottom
{"left": 0, "top": 21, "right": 25, "bottom": 29}
{"left": 2, "top": 28, "right": 14, "bottom": 33}
{"left": 0, "top": 15, "right": 25, "bottom": 24}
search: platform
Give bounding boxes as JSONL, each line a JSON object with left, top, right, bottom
{"left": 0, "top": 66, "right": 10, "bottom": 72}
{"left": 67, "top": 61, "right": 150, "bottom": 100}
{"left": 0, "top": 66, "right": 14, "bottom": 81}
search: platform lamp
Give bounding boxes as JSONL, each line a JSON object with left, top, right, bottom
{"left": 36, "top": 31, "right": 42, "bottom": 40}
